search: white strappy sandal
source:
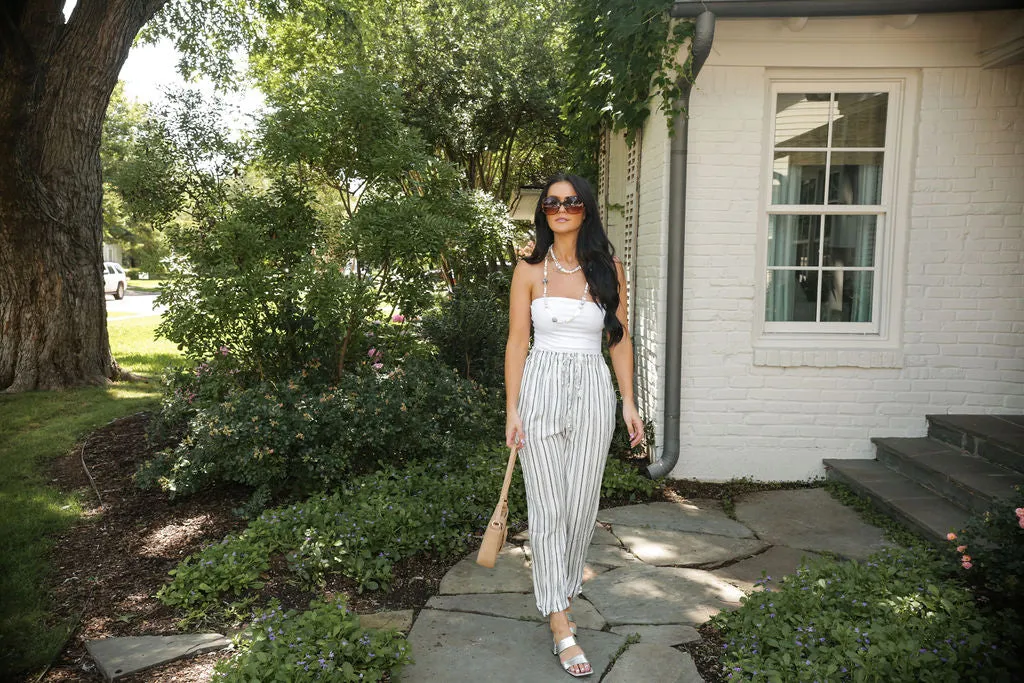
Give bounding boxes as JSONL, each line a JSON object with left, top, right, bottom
{"left": 553, "top": 634, "right": 593, "bottom": 678}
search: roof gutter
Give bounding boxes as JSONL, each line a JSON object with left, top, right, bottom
{"left": 646, "top": 10, "right": 715, "bottom": 479}
{"left": 670, "top": 0, "right": 1020, "bottom": 18}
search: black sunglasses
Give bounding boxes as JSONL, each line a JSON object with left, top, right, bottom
{"left": 541, "top": 195, "right": 585, "bottom": 215}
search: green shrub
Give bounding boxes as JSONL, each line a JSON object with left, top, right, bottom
{"left": 158, "top": 448, "right": 523, "bottom": 616}
{"left": 155, "top": 179, "right": 379, "bottom": 382}
{"left": 419, "top": 270, "right": 511, "bottom": 388}
{"left": 711, "top": 545, "right": 1021, "bottom": 682}
{"left": 141, "top": 356, "right": 503, "bottom": 500}
{"left": 602, "top": 456, "right": 658, "bottom": 502}
{"left": 946, "top": 485, "right": 1024, "bottom": 611}
{"left": 212, "top": 597, "right": 412, "bottom": 682}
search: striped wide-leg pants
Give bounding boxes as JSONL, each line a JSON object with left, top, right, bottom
{"left": 517, "top": 348, "right": 617, "bottom": 617}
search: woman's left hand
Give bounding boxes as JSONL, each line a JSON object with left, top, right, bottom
{"left": 623, "top": 404, "right": 644, "bottom": 449}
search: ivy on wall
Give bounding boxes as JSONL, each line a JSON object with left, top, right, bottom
{"left": 564, "top": 0, "right": 695, "bottom": 178}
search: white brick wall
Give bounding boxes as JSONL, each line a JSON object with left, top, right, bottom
{"left": 632, "top": 112, "right": 671, "bottom": 458}
{"left": 625, "top": 54, "right": 1024, "bottom": 481}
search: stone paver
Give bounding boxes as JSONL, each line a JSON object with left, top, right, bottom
{"left": 613, "top": 525, "right": 769, "bottom": 567}
{"left": 359, "top": 609, "right": 415, "bottom": 632}
{"left": 712, "top": 545, "right": 821, "bottom": 593}
{"left": 515, "top": 523, "right": 620, "bottom": 546}
{"left": 583, "top": 564, "right": 745, "bottom": 626}
{"left": 398, "top": 609, "right": 625, "bottom": 682}
{"left": 584, "top": 543, "right": 641, "bottom": 567}
{"left": 599, "top": 501, "right": 755, "bottom": 538}
{"left": 609, "top": 623, "right": 701, "bottom": 646}
{"left": 603, "top": 642, "right": 704, "bottom": 683}
{"left": 592, "top": 524, "right": 620, "bottom": 545}
{"left": 733, "top": 489, "right": 891, "bottom": 561}
{"left": 522, "top": 542, "right": 617, "bottom": 579}
{"left": 439, "top": 544, "right": 533, "bottom": 594}
{"left": 425, "top": 594, "right": 607, "bottom": 631}
{"left": 85, "top": 634, "right": 229, "bottom": 681}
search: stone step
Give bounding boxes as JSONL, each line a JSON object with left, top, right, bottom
{"left": 927, "top": 414, "right": 1024, "bottom": 475}
{"left": 823, "top": 458, "right": 971, "bottom": 544}
{"left": 872, "top": 437, "right": 1024, "bottom": 515}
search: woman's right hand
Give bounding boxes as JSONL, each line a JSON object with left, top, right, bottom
{"left": 506, "top": 410, "right": 525, "bottom": 449}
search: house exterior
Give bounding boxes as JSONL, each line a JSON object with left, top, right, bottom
{"left": 102, "top": 242, "right": 123, "bottom": 265}
{"left": 600, "top": 3, "right": 1024, "bottom": 482}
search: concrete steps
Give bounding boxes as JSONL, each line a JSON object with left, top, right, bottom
{"left": 824, "top": 414, "right": 1024, "bottom": 543}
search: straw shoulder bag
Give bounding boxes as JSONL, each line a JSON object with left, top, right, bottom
{"left": 476, "top": 445, "right": 518, "bottom": 568}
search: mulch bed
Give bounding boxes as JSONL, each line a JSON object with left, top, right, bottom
{"left": 33, "top": 414, "right": 739, "bottom": 682}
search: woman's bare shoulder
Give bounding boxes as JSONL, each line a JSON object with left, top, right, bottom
{"left": 514, "top": 259, "right": 544, "bottom": 278}
{"left": 512, "top": 259, "right": 542, "bottom": 296}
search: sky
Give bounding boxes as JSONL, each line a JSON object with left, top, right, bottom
{"left": 63, "top": 0, "right": 264, "bottom": 124}
{"left": 118, "top": 40, "right": 266, "bottom": 131}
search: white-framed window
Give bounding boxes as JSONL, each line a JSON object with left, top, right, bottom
{"left": 756, "top": 74, "right": 916, "bottom": 359}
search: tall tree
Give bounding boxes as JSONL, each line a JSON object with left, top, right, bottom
{"left": 0, "top": 0, "right": 167, "bottom": 391}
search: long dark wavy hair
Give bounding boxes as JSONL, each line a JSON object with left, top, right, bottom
{"left": 525, "top": 173, "right": 623, "bottom": 346}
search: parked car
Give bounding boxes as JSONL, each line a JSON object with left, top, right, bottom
{"left": 103, "top": 262, "right": 128, "bottom": 300}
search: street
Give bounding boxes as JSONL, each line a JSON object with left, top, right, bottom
{"left": 105, "top": 289, "right": 165, "bottom": 318}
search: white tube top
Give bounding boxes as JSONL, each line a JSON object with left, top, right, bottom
{"left": 531, "top": 297, "right": 604, "bottom": 354}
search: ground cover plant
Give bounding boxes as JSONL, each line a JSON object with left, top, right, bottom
{"left": 211, "top": 597, "right": 412, "bottom": 682}
{"left": 709, "top": 485, "right": 1024, "bottom": 683}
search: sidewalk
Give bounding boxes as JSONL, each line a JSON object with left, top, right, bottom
{"left": 397, "top": 488, "right": 892, "bottom": 682}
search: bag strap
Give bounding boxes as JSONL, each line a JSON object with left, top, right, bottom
{"left": 497, "top": 445, "right": 518, "bottom": 505}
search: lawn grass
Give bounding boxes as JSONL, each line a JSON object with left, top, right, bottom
{"left": 127, "top": 278, "right": 166, "bottom": 292}
{"left": 109, "top": 314, "right": 183, "bottom": 379}
{"left": 0, "top": 315, "right": 183, "bottom": 676}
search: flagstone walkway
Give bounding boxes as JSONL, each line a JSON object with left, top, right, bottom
{"left": 397, "top": 488, "right": 892, "bottom": 682}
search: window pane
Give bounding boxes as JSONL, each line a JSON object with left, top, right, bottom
{"left": 773, "top": 151, "right": 826, "bottom": 204}
{"left": 766, "top": 269, "right": 818, "bottom": 322}
{"left": 768, "top": 215, "right": 820, "bottom": 267}
{"left": 774, "top": 93, "right": 831, "bottom": 147}
{"left": 832, "top": 93, "right": 887, "bottom": 148}
{"left": 820, "top": 270, "right": 873, "bottom": 322}
{"left": 829, "top": 152, "right": 883, "bottom": 204}
{"left": 824, "top": 215, "right": 877, "bottom": 267}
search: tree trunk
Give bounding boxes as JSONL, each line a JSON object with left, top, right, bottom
{"left": 0, "top": 0, "right": 167, "bottom": 391}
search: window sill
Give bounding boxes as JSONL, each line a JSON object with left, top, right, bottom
{"left": 752, "top": 344, "right": 904, "bottom": 369}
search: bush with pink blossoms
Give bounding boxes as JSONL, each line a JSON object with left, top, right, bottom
{"left": 947, "top": 485, "right": 1024, "bottom": 612}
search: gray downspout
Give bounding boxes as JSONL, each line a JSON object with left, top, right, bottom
{"left": 646, "top": 11, "right": 716, "bottom": 479}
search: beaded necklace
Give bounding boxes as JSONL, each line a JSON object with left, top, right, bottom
{"left": 549, "top": 247, "right": 582, "bottom": 274}
{"left": 542, "top": 252, "right": 590, "bottom": 324}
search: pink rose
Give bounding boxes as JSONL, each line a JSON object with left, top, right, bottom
{"left": 962, "top": 561, "right": 973, "bottom": 570}
{"left": 946, "top": 532, "right": 957, "bottom": 541}
{"left": 1015, "top": 507, "right": 1024, "bottom": 518}
{"left": 372, "top": 362, "right": 383, "bottom": 370}
{"left": 957, "top": 545, "right": 967, "bottom": 553}
{"left": 392, "top": 314, "right": 405, "bottom": 323}
{"left": 368, "top": 348, "right": 377, "bottom": 358}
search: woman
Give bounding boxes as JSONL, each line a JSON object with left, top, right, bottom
{"left": 505, "top": 173, "right": 644, "bottom": 677}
